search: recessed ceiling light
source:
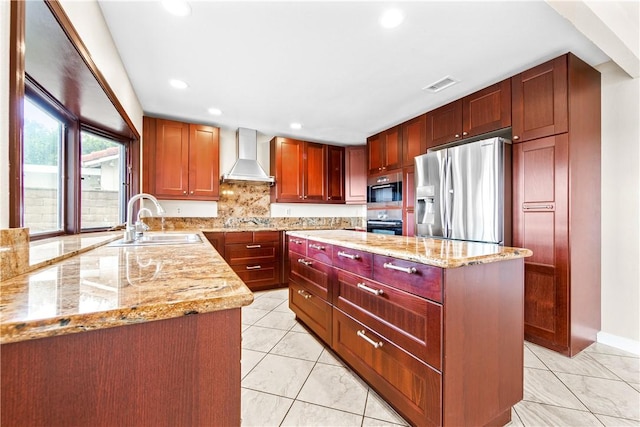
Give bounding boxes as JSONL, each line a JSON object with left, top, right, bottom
{"left": 208, "top": 108, "right": 222, "bottom": 116}
{"left": 162, "top": 0, "right": 191, "bottom": 17}
{"left": 380, "top": 8, "right": 404, "bottom": 29}
{"left": 169, "top": 79, "right": 188, "bottom": 89}
{"left": 423, "top": 76, "right": 459, "bottom": 93}
{"left": 290, "top": 123, "right": 302, "bottom": 130}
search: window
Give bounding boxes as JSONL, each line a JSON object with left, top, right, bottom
{"left": 22, "top": 97, "right": 64, "bottom": 235}
{"left": 80, "top": 131, "right": 126, "bottom": 230}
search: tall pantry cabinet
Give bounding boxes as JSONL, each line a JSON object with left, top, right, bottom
{"left": 512, "top": 53, "right": 601, "bottom": 356}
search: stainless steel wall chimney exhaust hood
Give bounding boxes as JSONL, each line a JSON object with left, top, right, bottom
{"left": 221, "top": 128, "right": 275, "bottom": 184}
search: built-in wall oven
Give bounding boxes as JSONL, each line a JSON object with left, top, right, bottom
{"left": 367, "top": 172, "right": 402, "bottom": 208}
{"left": 366, "top": 209, "right": 403, "bottom": 235}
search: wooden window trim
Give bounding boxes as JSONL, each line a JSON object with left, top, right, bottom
{"left": 9, "top": 0, "right": 140, "bottom": 231}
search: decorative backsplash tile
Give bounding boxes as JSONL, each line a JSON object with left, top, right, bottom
{"left": 218, "top": 182, "right": 271, "bottom": 217}
{"left": 0, "top": 228, "right": 30, "bottom": 282}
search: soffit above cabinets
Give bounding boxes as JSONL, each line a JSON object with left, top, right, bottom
{"left": 25, "top": 1, "right": 136, "bottom": 139}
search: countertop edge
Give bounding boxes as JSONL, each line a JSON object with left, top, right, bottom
{"left": 286, "top": 230, "right": 533, "bottom": 268}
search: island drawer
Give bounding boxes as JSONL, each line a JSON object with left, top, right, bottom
{"left": 230, "top": 261, "right": 280, "bottom": 291}
{"left": 373, "top": 255, "right": 443, "bottom": 303}
{"left": 332, "top": 245, "right": 373, "bottom": 278}
{"left": 288, "top": 236, "right": 307, "bottom": 256}
{"left": 307, "top": 240, "right": 333, "bottom": 265}
{"left": 290, "top": 281, "right": 332, "bottom": 345}
{"left": 334, "top": 270, "right": 442, "bottom": 370}
{"left": 289, "top": 254, "right": 332, "bottom": 300}
{"left": 332, "top": 309, "right": 442, "bottom": 427}
{"left": 225, "top": 241, "right": 279, "bottom": 266}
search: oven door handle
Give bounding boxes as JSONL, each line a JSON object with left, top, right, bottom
{"left": 371, "top": 184, "right": 392, "bottom": 190}
{"left": 368, "top": 221, "right": 401, "bottom": 226}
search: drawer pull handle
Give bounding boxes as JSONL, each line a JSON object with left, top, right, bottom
{"left": 309, "top": 244, "right": 325, "bottom": 250}
{"left": 337, "top": 251, "right": 360, "bottom": 260}
{"left": 246, "top": 244, "right": 262, "bottom": 249}
{"left": 246, "top": 265, "right": 261, "bottom": 270}
{"left": 523, "top": 204, "right": 554, "bottom": 210}
{"left": 291, "top": 239, "right": 304, "bottom": 245}
{"left": 357, "top": 330, "right": 383, "bottom": 349}
{"left": 297, "top": 258, "right": 313, "bottom": 267}
{"left": 383, "top": 262, "right": 416, "bottom": 274}
{"left": 357, "top": 282, "right": 384, "bottom": 296}
{"left": 297, "top": 289, "right": 312, "bottom": 300}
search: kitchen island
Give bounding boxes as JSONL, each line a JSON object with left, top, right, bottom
{"left": 0, "top": 231, "right": 253, "bottom": 427}
{"left": 286, "top": 230, "right": 532, "bottom": 427}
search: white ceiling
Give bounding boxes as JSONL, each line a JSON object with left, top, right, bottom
{"left": 98, "top": 1, "right": 610, "bottom": 145}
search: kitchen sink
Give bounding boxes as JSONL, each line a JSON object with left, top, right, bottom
{"left": 108, "top": 233, "right": 202, "bottom": 247}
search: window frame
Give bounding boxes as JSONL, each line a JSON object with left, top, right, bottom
{"left": 9, "top": 0, "right": 140, "bottom": 238}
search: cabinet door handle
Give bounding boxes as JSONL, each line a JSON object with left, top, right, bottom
{"left": 297, "top": 258, "right": 313, "bottom": 267}
{"left": 523, "top": 204, "right": 554, "bottom": 210}
{"left": 337, "top": 251, "right": 360, "bottom": 260}
{"left": 357, "top": 330, "right": 383, "bottom": 349}
{"left": 297, "top": 289, "right": 312, "bottom": 300}
{"left": 309, "top": 244, "right": 325, "bottom": 250}
{"left": 183, "top": 191, "right": 187, "bottom": 195}
{"left": 246, "top": 265, "right": 261, "bottom": 270}
{"left": 383, "top": 262, "right": 416, "bottom": 274}
{"left": 190, "top": 191, "right": 194, "bottom": 194}
{"left": 513, "top": 135, "right": 520, "bottom": 141}
{"left": 246, "top": 244, "right": 262, "bottom": 249}
{"left": 462, "top": 131, "right": 468, "bottom": 136}
{"left": 357, "top": 282, "right": 384, "bottom": 296}
{"left": 455, "top": 134, "right": 461, "bottom": 138}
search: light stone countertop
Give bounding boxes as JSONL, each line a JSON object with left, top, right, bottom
{"left": 287, "top": 229, "right": 532, "bottom": 268}
{"left": 1, "top": 231, "right": 253, "bottom": 344}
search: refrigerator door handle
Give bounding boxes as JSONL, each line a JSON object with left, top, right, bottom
{"left": 440, "top": 155, "right": 448, "bottom": 238}
{"left": 444, "top": 154, "right": 453, "bottom": 239}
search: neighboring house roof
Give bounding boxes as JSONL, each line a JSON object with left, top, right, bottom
{"left": 82, "top": 146, "right": 119, "bottom": 166}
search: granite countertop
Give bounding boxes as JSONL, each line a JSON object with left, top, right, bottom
{"left": 0, "top": 231, "right": 253, "bottom": 344}
{"left": 287, "top": 229, "right": 532, "bottom": 268}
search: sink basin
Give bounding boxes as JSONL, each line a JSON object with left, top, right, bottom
{"left": 108, "top": 233, "right": 202, "bottom": 247}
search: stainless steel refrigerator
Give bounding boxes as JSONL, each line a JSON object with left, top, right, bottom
{"left": 415, "top": 137, "right": 511, "bottom": 245}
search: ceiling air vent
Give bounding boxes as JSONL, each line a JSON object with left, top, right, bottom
{"left": 423, "top": 76, "right": 458, "bottom": 93}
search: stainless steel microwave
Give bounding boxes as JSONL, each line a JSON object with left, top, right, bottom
{"left": 367, "top": 172, "right": 402, "bottom": 208}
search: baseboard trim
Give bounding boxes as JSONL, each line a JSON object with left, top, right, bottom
{"left": 597, "top": 331, "right": 640, "bottom": 356}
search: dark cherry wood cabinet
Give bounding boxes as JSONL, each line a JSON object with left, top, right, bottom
{"left": 288, "top": 235, "right": 525, "bottom": 426}
{"left": 1, "top": 309, "right": 241, "bottom": 427}
{"left": 326, "top": 145, "right": 345, "bottom": 203}
{"left": 367, "top": 126, "right": 402, "bottom": 175}
{"left": 143, "top": 117, "right": 219, "bottom": 200}
{"left": 224, "top": 231, "right": 282, "bottom": 291}
{"left": 270, "top": 137, "right": 346, "bottom": 204}
{"left": 203, "top": 232, "right": 225, "bottom": 258}
{"left": 345, "top": 145, "right": 367, "bottom": 204}
{"left": 512, "top": 53, "right": 601, "bottom": 356}
{"left": 511, "top": 56, "right": 568, "bottom": 142}
{"left": 401, "top": 114, "right": 427, "bottom": 167}
{"left": 426, "top": 79, "right": 511, "bottom": 148}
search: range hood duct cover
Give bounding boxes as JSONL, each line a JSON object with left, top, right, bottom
{"left": 221, "top": 128, "right": 275, "bottom": 184}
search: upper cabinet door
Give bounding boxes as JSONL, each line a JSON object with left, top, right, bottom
{"left": 402, "top": 114, "right": 426, "bottom": 167}
{"left": 383, "top": 126, "right": 402, "bottom": 171}
{"left": 426, "top": 101, "right": 463, "bottom": 149}
{"left": 327, "top": 145, "right": 345, "bottom": 203}
{"left": 512, "top": 56, "right": 568, "bottom": 142}
{"left": 304, "top": 142, "right": 327, "bottom": 201}
{"left": 345, "top": 146, "right": 366, "bottom": 204}
{"left": 272, "top": 137, "right": 304, "bottom": 202}
{"left": 462, "top": 79, "right": 511, "bottom": 138}
{"left": 188, "top": 124, "right": 220, "bottom": 200}
{"left": 367, "top": 134, "right": 384, "bottom": 174}
{"left": 154, "top": 119, "right": 190, "bottom": 198}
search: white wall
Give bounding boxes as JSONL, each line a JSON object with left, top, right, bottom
{"left": 1, "top": 0, "right": 11, "bottom": 228}
{"left": 597, "top": 61, "right": 640, "bottom": 352}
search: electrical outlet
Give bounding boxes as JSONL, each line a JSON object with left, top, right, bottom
{"left": 286, "top": 208, "right": 291, "bottom": 216}
{"left": 177, "top": 208, "right": 181, "bottom": 214}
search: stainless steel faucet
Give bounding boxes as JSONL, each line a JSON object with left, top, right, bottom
{"left": 123, "top": 193, "right": 165, "bottom": 243}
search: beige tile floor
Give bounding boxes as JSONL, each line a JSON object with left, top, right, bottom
{"left": 241, "top": 289, "right": 640, "bottom": 426}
